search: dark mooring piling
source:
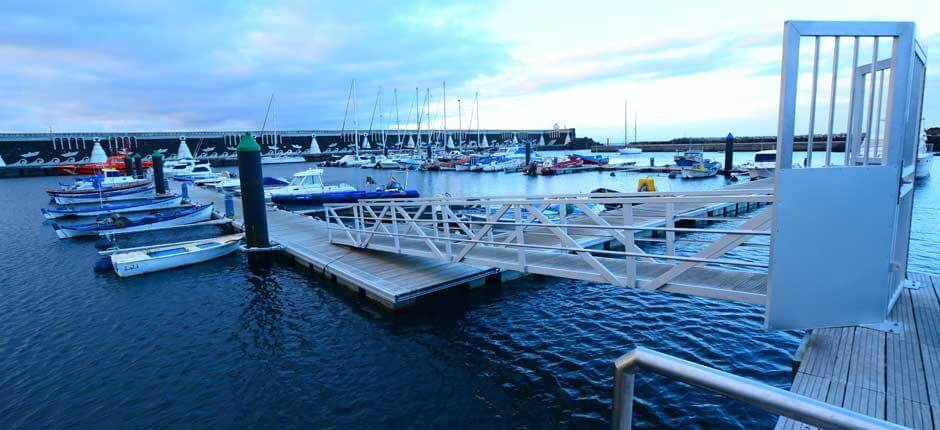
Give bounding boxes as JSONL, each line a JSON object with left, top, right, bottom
{"left": 152, "top": 150, "right": 166, "bottom": 194}
{"left": 724, "top": 132, "right": 734, "bottom": 176}
{"left": 237, "top": 133, "right": 270, "bottom": 248}
{"left": 133, "top": 153, "right": 144, "bottom": 179}
{"left": 124, "top": 154, "right": 133, "bottom": 175}
{"left": 525, "top": 140, "right": 532, "bottom": 165}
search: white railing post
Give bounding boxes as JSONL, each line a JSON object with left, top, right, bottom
{"left": 354, "top": 205, "right": 362, "bottom": 246}
{"left": 845, "top": 37, "right": 860, "bottom": 166}
{"left": 559, "top": 201, "right": 568, "bottom": 235}
{"left": 665, "top": 203, "right": 675, "bottom": 256}
{"left": 623, "top": 204, "right": 636, "bottom": 288}
{"left": 443, "top": 205, "right": 453, "bottom": 259}
{"left": 516, "top": 204, "right": 526, "bottom": 269}
{"left": 863, "top": 37, "right": 879, "bottom": 165}
{"left": 326, "top": 207, "right": 334, "bottom": 242}
{"left": 391, "top": 203, "right": 400, "bottom": 252}
{"left": 824, "top": 36, "right": 839, "bottom": 167}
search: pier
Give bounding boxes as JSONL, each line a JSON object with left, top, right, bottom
{"left": 184, "top": 178, "right": 771, "bottom": 309}
{"left": 777, "top": 272, "right": 940, "bottom": 429}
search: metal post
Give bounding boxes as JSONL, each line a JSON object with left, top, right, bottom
{"left": 224, "top": 193, "right": 235, "bottom": 218}
{"left": 863, "top": 37, "right": 879, "bottom": 165}
{"left": 665, "top": 203, "right": 675, "bottom": 256}
{"left": 723, "top": 133, "right": 734, "bottom": 175}
{"left": 123, "top": 154, "right": 132, "bottom": 175}
{"left": 525, "top": 140, "right": 532, "bottom": 165}
{"left": 612, "top": 366, "right": 636, "bottom": 430}
{"left": 844, "top": 37, "right": 860, "bottom": 165}
{"left": 236, "top": 133, "right": 271, "bottom": 249}
{"left": 151, "top": 150, "right": 166, "bottom": 194}
{"left": 133, "top": 153, "right": 143, "bottom": 179}
{"left": 824, "top": 36, "right": 840, "bottom": 166}
{"left": 515, "top": 204, "right": 526, "bottom": 269}
{"left": 806, "top": 36, "right": 821, "bottom": 166}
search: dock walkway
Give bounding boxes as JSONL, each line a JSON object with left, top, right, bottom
{"left": 777, "top": 272, "right": 940, "bottom": 429}
{"left": 183, "top": 178, "right": 770, "bottom": 309}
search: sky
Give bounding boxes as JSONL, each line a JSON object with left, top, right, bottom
{"left": 1, "top": 0, "right": 937, "bottom": 141}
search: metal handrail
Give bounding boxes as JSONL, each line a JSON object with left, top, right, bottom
{"left": 612, "top": 347, "right": 906, "bottom": 430}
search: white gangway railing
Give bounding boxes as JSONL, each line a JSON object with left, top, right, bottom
{"left": 325, "top": 187, "right": 775, "bottom": 303}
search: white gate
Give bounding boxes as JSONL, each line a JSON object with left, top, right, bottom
{"left": 766, "top": 22, "right": 926, "bottom": 330}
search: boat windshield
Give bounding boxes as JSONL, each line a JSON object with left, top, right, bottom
{"left": 755, "top": 153, "right": 776, "bottom": 163}
{"left": 193, "top": 166, "right": 209, "bottom": 173}
{"left": 289, "top": 174, "right": 322, "bottom": 187}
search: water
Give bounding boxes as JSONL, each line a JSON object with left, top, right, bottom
{"left": 1, "top": 151, "right": 937, "bottom": 429}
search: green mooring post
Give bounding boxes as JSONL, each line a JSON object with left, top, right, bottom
{"left": 152, "top": 150, "right": 165, "bottom": 194}
{"left": 237, "top": 133, "right": 270, "bottom": 248}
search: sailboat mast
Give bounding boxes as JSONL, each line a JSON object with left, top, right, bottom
{"left": 475, "top": 92, "right": 480, "bottom": 144}
{"left": 443, "top": 82, "right": 447, "bottom": 145}
{"left": 353, "top": 80, "right": 359, "bottom": 156}
{"left": 634, "top": 111, "right": 638, "bottom": 143}
{"left": 624, "top": 97, "right": 628, "bottom": 145}
{"left": 457, "top": 99, "right": 462, "bottom": 148}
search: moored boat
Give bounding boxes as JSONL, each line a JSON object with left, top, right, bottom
{"left": 744, "top": 150, "right": 777, "bottom": 180}
{"left": 680, "top": 160, "right": 721, "bottom": 179}
{"left": 51, "top": 203, "right": 214, "bottom": 239}
{"left": 42, "top": 195, "right": 183, "bottom": 219}
{"left": 52, "top": 184, "right": 157, "bottom": 205}
{"left": 46, "top": 177, "right": 151, "bottom": 197}
{"left": 109, "top": 234, "right": 243, "bottom": 277}
{"left": 270, "top": 169, "right": 418, "bottom": 205}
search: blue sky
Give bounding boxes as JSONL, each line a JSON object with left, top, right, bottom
{"left": 1, "top": 0, "right": 937, "bottom": 140}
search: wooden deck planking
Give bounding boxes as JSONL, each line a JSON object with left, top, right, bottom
{"left": 778, "top": 273, "right": 940, "bottom": 429}
{"left": 182, "top": 184, "right": 496, "bottom": 308}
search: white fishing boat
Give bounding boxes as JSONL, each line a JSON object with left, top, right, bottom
{"left": 68, "top": 168, "right": 142, "bottom": 190}
{"left": 744, "top": 150, "right": 777, "bottom": 180}
{"left": 172, "top": 164, "right": 219, "bottom": 182}
{"left": 267, "top": 168, "right": 356, "bottom": 200}
{"left": 680, "top": 160, "right": 721, "bottom": 179}
{"left": 618, "top": 147, "right": 643, "bottom": 154}
{"left": 109, "top": 234, "right": 243, "bottom": 277}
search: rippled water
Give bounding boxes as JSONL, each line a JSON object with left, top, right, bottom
{"left": 1, "top": 151, "right": 936, "bottom": 429}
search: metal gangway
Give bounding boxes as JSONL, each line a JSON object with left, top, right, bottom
{"left": 326, "top": 20, "right": 926, "bottom": 335}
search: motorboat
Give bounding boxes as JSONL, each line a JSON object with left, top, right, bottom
{"left": 42, "top": 195, "right": 183, "bottom": 219}
{"left": 618, "top": 147, "right": 643, "bottom": 154}
{"left": 538, "top": 157, "right": 585, "bottom": 175}
{"left": 680, "top": 160, "right": 721, "bottom": 179}
{"left": 744, "top": 150, "right": 777, "bottom": 180}
{"left": 109, "top": 234, "right": 243, "bottom": 277}
{"left": 53, "top": 149, "right": 150, "bottom": 176}
{"left": 172, "top": 164, "right": 219, "bottom": 182}
{"left": 916, "top": 137, "right": 932, "bottom": 180}
{"left": 268, "top": 168, "right": 357, "bottom": 201}
{"left": 335, "top": 155, "right": 371, "bottom": 167}
{"left": 674, "top": 149, "right": 704, "bottom": 167}
{"left": 570, "top": 154, "right": 609, "bottom": 165}
{"left": 270, "top": 170, "right": 419, "bottom": 205}
{"left": 51, "top": 203, "right": 214, "bottom": 239}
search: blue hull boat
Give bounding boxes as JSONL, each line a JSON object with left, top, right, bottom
{"left": 42, "top": 195, "right": 183, "bottom": 219}
{"left": 271, "top": 189, "right": 419, "bottom": 205}
{"left": 52, "top": 203, "right": 214, "bottom": 239}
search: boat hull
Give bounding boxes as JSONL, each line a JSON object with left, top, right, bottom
{"left": 53, "top": 185, "right": 157, "bottom": 205}
{"left": 916, "top": 153, "right": 932, "bottom": 179}
{"left": 261, "top": 156, "right": 306, "bottom": 165}
{"left": 42, "top": 195, "right": 183, "bottom": 219}
{"left": 112, "top": 239, "right": 241, "bottom": 277}
{"left": 53, "top": 204, "right": 213, "bottom": 239}
{"left": 272, "top": 189, "right": 419, "bottom": 205}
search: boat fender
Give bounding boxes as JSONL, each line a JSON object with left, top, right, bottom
{"left": 610, "top": 172, "right": 616, "bottom": 177}
{"left": 93, "top": 257, "right": 113, "bottom": 273}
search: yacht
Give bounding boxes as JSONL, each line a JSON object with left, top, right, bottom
{"left": 268, "top": 168, "right": 357, "bottom": 201}
{"left": 916, "top": 136, "right": 932, "bottom": 180}
{"left": 745, "top": 150, "right": 777, "bottom": 180}
{"left": 335, "top": 155, "right": 370, "bottom": 167}
{"left": 173, "top": 163, "right": 219, "bottom": 182}
{"left": 618, "top": 147, "right": 643, "bottom": 154}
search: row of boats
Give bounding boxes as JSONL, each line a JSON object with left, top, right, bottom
{"left": 41, "top": 168, "right": 242, "bottom": 277}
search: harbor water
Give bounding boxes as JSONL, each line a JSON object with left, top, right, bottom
{"left": 1, "top": 151, "right": 937, "bottom": 429}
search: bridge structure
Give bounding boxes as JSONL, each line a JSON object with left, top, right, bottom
{"left": 316, "top": 20, "right": 935, "bottom": 429}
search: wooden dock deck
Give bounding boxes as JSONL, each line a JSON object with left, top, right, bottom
{"left": 183, "top": 184, "right": 498, "bottom": 309}
{"left": 777, "top": 272, "right": 940, "bottom": 429}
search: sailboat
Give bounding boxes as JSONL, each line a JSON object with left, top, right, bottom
{"left": 308, "top": 136, "right": 321, "bottom": 154}
{"left": 261, "top": 97, "right": 306, "bottom": 164}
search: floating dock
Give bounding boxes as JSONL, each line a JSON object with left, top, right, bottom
{"left": 183, "top": 178, "right": 771, "bottom": 309}
{"left": 778, "top": 272, "right": 940, "bottom": 429}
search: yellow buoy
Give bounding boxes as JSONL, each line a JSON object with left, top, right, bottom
{"left": 637, "top": 177, "right": 656, "bottom": 192}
